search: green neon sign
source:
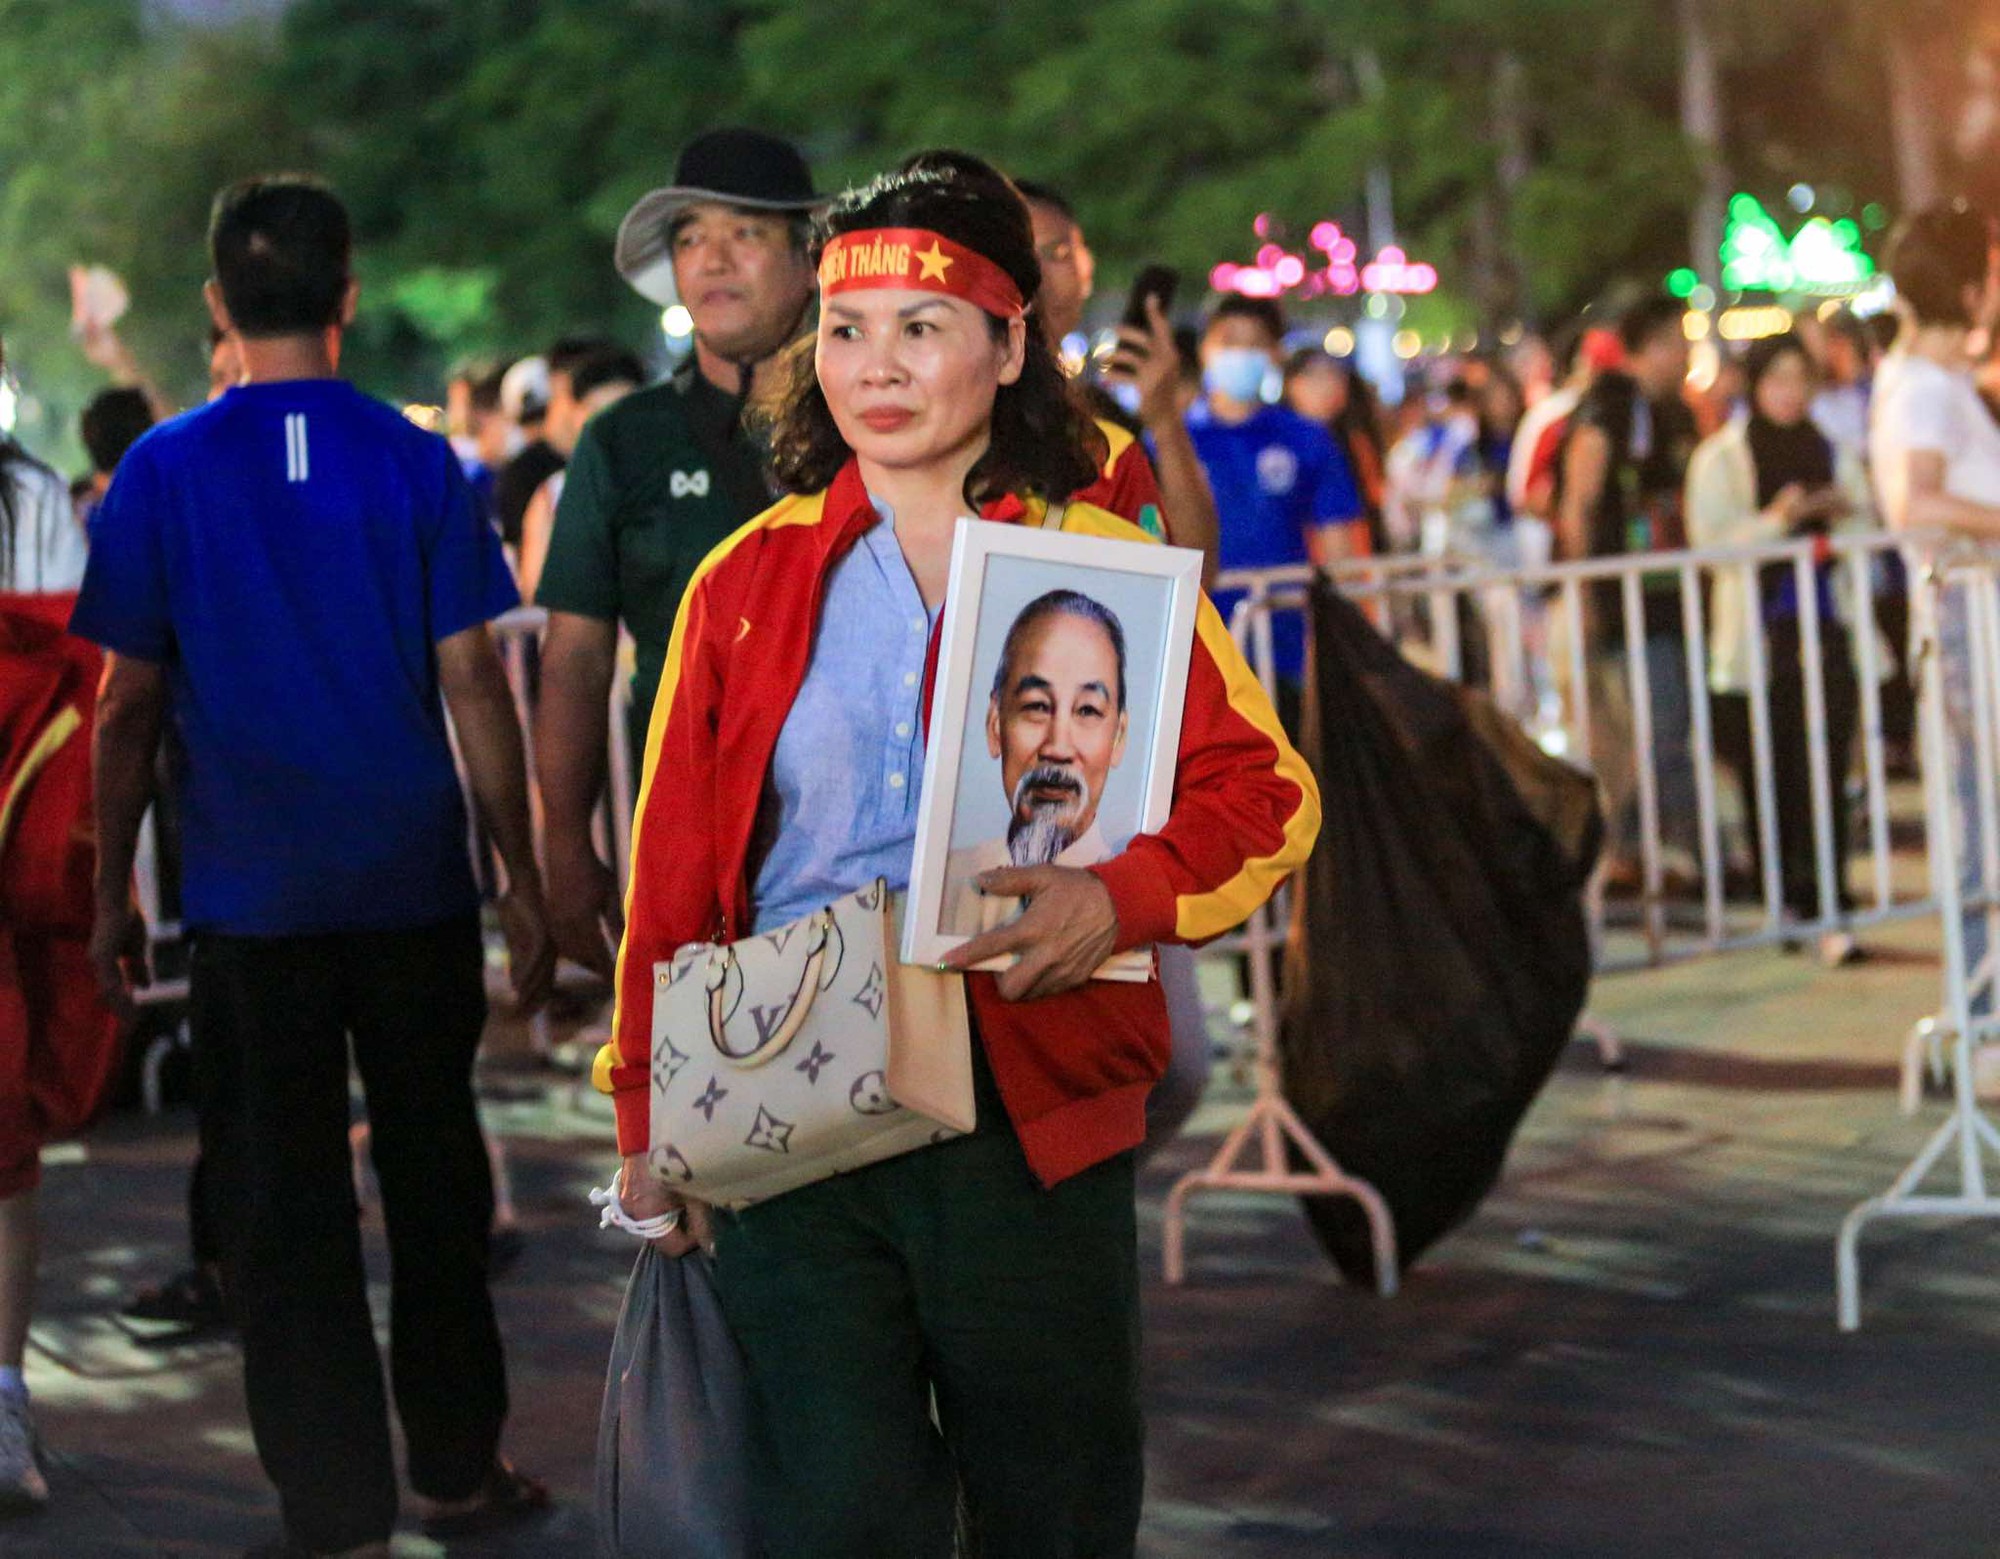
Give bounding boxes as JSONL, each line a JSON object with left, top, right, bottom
{"left": 1719, "top": 194, "right": 1876, "bottom": 295}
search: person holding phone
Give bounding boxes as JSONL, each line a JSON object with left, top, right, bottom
{"left": 1014, "top": 180, "right": 1220, "bottom": 576}
{"left": 1689, "top": 330, "right": 1882, "bottom": 962}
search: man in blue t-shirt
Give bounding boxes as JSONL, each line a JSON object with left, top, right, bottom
{"left": 1187, "top": 295, "right": 1367, "bottom": 727}
{"left": 72, "top": 177, "right": 553, "bottom": 1559}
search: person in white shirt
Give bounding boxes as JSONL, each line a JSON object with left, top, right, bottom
{"left": 0, "top": 430, "right": 87, "bottom": 593}
{"left": 1870, "top": 201, "right": 2000, "bottom": 1018}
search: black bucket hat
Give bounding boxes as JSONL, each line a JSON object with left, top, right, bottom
{"left": 615, "top": 128, "right": 820, "bottom": 306}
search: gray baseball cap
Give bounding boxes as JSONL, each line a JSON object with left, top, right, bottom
{"left": 615, "top": 128, "right": 820, "bottom": 307}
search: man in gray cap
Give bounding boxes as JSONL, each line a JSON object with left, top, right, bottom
{"left": 535, "top": 128, "right": 818, "bottom": 978}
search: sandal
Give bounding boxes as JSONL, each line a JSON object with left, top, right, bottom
{"left": 123, "top": 1266, "right": 229, "bottom": 1330}
{"left": 417, "top": 1461, "right": 550, "bottom": 1540}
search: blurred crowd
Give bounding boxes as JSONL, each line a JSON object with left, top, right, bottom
{"left": 7, "top": 121, "right": 2000, "bottom": 1556}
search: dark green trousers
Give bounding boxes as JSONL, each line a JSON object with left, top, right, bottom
{"left": 712, "top": 1047, "right": 1144, "bottom": 1559}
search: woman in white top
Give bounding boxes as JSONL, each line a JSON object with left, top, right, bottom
{"left": 0, "top": 334, "right": 88, "bottom": 595}
{"left": 1870, "top": 202, "right": 2000, "bottom": 1014}
{"left": 1687, "top": 331, "right": 1882, "bottom": 961}
{"left": 0, "top": 439, "right": 86, "bottom": 595}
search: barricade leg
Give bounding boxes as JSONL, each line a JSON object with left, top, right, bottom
{"left": 1838, "top": 562, "right": 2000, "bottom": 1330}
{"left": 1165, "top": 589, "right": 1398, "bottom": 1295}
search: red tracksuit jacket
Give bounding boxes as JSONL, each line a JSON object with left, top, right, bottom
{"left": 599, "top": 458, "right": 1319, "bottom": 1187}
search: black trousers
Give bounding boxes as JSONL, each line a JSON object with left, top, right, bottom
{"left": 712, "top": 1039, "right": 1145, "bottom": 1559}
{"left": 1712, "top": 618, "right": 1858, "bottom": 922}
{"left": 191, "top": 913, "right": 506, "bottom": 1552}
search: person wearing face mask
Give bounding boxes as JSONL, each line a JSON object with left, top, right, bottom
{"left": 1187, "top": 296, "right": 1367, "bottom": 732}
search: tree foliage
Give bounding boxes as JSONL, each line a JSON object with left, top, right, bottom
{"left": 0, "top": 0, "right": 1947, "bottom": 461}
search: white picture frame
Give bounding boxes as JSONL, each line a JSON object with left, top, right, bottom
{"left": 902, "top": 518, "right": 1203, "bottom": 980}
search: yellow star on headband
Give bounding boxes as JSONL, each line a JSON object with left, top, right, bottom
{"left": 916, "top": 241, "right": 953, "bottom": 283}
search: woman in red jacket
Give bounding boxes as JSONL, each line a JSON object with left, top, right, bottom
{"left": 601, "top": 155, "right": 1317, "bottom": 1557}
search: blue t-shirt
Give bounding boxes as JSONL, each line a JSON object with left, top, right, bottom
{"left": 1188, "top": 401, "right": 1362, "bottom": 684}
{"left": 71, "top": 379, "right": 520, "bottom": 936}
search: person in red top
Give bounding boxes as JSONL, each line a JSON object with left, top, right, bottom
{"left": 0, "top": 592, "right": 122, "bottom": 1516}
{"left": 598, "top": 155, "right": 1317, "bottom": 1557}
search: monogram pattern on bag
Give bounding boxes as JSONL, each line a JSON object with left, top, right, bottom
{"left": 711, "top": 958, "right": 745, "bottom": 1026}
{"left": 795, "top": 1040, "right": 837, "bottom": 1084}
{"left": 817, "top": 916, "right": 847, "bottom": 991}
{"left": 653, "top": 1035, "right": 690, "bottom": 1093}
{"left": 748, "top": 1001, "right": 795, "bottom": 1046}
{"left": 853, "top": 962, "right": 885, "bottom": 1020}
{"left": 653, "top": 880, "right": 945, "bottom": 1201}
{"left": 745, "top": 1105, "right": 795, "bottom": 1154}
{"left": 849, "top": 1070, "right": 901, "bottom": 1116}
{"left": 650, "top": 1144, "right": 694, "bottom": 1182}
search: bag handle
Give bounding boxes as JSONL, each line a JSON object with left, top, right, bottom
{"left": 704, "top": 910, "right": 831, "bottom": 1068}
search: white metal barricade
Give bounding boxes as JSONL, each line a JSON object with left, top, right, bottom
{"left": 1162, "top": 532, "right": 1956, "bottom": 1298}
{"left": 1160, "top": 579, "right": 1400, "bottom": 1295}
{"left": 136, "top": 543, "right": 1976, "bottom": 1306}
{"left": 1242, "top": 533, "right": 1934, "bottom": 970}
{"left": 1837, "top": 553, "right": 2000, "bottom": 1330}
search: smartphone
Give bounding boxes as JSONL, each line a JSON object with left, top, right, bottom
{"left": 1121, "top": 265, "right": 1180, "bottom": 331}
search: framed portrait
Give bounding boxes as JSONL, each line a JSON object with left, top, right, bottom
{"left": 902, "top": 519, "right": 1203, "bottom": 980}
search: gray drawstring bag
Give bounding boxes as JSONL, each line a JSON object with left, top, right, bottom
{"left": 595, "top": 1246, "right": 758, "bottom": 1559}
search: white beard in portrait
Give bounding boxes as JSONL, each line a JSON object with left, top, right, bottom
{"left": 1006, "top": 761, "right": 1093, "bottom": 868}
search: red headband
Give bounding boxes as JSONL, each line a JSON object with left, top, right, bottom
{"left": 818, "top": 227, "right": 1027, "bottom": 320}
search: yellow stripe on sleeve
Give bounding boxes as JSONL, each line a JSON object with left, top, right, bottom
{"left": 607, "top": 489, "right": 829, "bottom": 1054}
{"left": 1053, "top": 498, "right": 1319, "bottom": 944}
{"left": 1172, "top": 599, "right": 1323, "bottom": 944}
{"left": 0, "top": 705, "right": 81, "bottom": 857}
{"left": 1094, "top": 418, "right": 1138, "bottom": 479}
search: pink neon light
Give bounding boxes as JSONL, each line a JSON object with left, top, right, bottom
{"left": 1359, "top": 247, "right": 1438, "bottom": 295}
{"left": 1214, "top": 215, "right": 1439, "bottom": 298}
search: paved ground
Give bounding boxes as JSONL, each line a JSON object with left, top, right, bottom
{"left": 14, "top": 913, "right": 2000, "bottom": 1558}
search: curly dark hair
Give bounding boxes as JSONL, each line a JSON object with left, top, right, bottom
{"left": 765, "top": 153, "right": 1103, "bottom": 506}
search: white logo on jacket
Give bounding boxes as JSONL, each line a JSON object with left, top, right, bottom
{"left": 1255, "top": 445, "right": 1298, "bottom": 496}
{"left": 670, "top": 469, "right": 711, "bottom": 499}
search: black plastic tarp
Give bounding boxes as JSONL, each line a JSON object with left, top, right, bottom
{"left": 1280, "top": 583, "right": 1601, "bottom": 1287}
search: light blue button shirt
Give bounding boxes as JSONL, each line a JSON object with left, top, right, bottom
{"left": 749, "top": 502, "right": 939, "bottom": 933}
